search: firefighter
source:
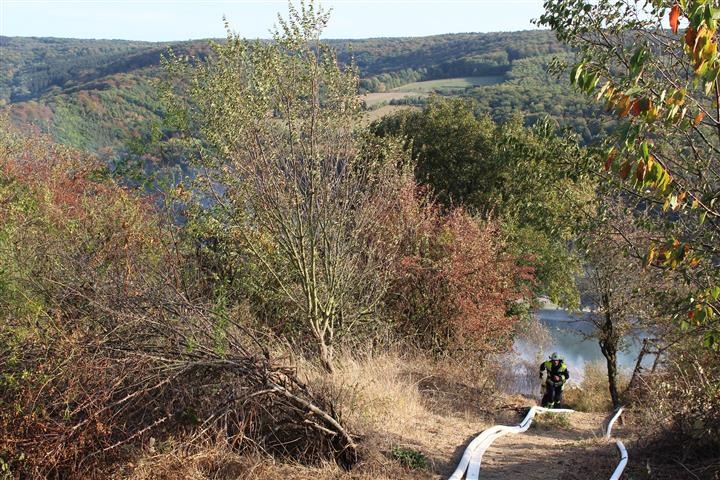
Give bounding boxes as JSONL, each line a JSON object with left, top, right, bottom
{"left": 539, "top": 352, "right": 569, "bottom": 408}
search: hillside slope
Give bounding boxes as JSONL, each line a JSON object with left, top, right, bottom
{"left": 1, "top": 32, "right": 602, "bottom": 154}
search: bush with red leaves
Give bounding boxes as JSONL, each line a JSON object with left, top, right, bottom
{"left": 386, "top": 187, "right": 532, "bottom": 358}
{"left": 0, "top": 128, "right": 356, "bottom": 478}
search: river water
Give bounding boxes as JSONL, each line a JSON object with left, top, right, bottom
{"left": 503, "top": 307, "right": 648, "bottom": 396}
{"left": 532, "top": 308, "right": 644, "bottom": 370}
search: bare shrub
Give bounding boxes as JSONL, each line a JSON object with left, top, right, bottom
{"left": 629, "top": 350, "right": 720, "bottom": 475}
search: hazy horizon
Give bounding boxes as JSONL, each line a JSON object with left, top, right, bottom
{"left": 0, "top": 27, "right": 550, "bottom": 43}
{"left": 0, "top": 0, "right": 546, "bottom": 42}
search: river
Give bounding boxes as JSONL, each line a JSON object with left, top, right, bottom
{"left": 531, "top": 308, "right": 645, "bottom": 370}
{"left": 504, "top": 307, "right": 649, "bottom": 396}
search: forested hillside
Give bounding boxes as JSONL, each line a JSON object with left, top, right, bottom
{"left": 0, "top": 30, "right": 605, "bottom": 153}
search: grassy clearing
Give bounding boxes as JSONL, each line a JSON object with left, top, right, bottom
{"left": 391, "top": 76, "right": 505, "bottom": 93}
{"left": 362, "top": 91, "right": 427, "bottom": 108}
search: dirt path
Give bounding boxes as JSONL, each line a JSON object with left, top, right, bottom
{"left": 476, "top": 411, "right": 619, "bottom": 480}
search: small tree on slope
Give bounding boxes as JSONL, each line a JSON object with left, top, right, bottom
{"left": 163, "top": 2, "right": 412, "bottom": 373}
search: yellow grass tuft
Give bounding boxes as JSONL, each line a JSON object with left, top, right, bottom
{"left": 563, "top": 361, "right": 628, "bottom": 412}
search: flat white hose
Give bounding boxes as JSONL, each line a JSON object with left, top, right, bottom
{"left": 450, "top": 406, "right": 629, "bottom": 479}
{"left": 449, "top": 406, "right": 574, "bottom": 480}
{"left": 609, "top": 440, "right": 628, "bottom": 480}
{"left": 604, "top": 407, "right": 623, "bottom": 439}
{"left": 604, "top": 407, "right": 628, "bottom": 480}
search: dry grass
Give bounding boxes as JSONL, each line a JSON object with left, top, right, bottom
{"left": 115, "top": 351, "right": 499, "bottom": 479}
{"left": 563, "top": 362, "right": 628, "bottom": 412}
{"left": 119, "top": 442, "right": 419, "bottom": 480}
{"left": 300, "top": 352, "right": 428, "bottom": 435}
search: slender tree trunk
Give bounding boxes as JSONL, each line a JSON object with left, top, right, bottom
{"left": 318, "top": 338, "right": 335, "bottom": 374}
{"left": 626, "top": 338, "right": 648, "bottom": 395}
{"left": 651, "top": 351, "right": 662, "bottom": 374}
{"left": 602, "top": 346, "right": 620, "bottom": 409}
{"left": 600, "top": 293, "right": 621, "bottom": 409}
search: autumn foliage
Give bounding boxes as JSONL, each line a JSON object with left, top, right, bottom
{"left": 0, "top": 128, "right": 163, "bottom": 476}
{"left": 386, "top": 186, "right": 531, "bottom": 357}
{"left": 0, "top": 127, "right": 359, "bottom": 477}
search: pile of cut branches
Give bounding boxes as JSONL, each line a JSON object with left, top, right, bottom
{"left": 1, "top": 293, "right": 357, "bottom": 478}
{"left": 0, "top": 292, "right": 357, "bottom": 477}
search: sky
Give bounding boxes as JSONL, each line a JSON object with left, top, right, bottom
{"left": 0, "top": 0, "right": 547, "bottom": 41}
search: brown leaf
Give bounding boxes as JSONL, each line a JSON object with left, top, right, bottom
{"left": 636, "top": 159, "right": 647, "bottom": 181}
{"left": 670, "top": 3, "right": 680, "bottom": 34}
{"left": 693, "top": 111, "right": 705, "bottom": 125}
{"left": 618, "top": 97, "right": 632, "bottom": 118}
{"left": 619, "top": 161, "right": 632, "bottom": 180}
{"left": 685, "top": 27, "right": 697, "bottom": 48}
{"left": 604, "top": 149, "right": 617, "bottom": 171}
{"left": 677, "top": 190, "right": 687, "bottom": 204}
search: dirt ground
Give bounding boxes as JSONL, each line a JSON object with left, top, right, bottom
{"left": 478, "top": 411, "right": 620, "bottom": 480}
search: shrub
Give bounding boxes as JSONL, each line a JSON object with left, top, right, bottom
{"left": 631, "top": 350, "right": 720, "bottom": 466}
{"left": 390, "top": 446, "right": 428, "bottom": 470}
{"left": 0, "top": 127, "right": 355, "bottom": 477}
{"left": 531, "top": 412, "right": 572, "bottom": 430}
{"left": 386, "top": 188, "right": 531, "bottom": 358}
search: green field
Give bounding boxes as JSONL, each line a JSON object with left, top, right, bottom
{"left": 392, "top": 76, "right": 505, "bottom": 93}
{"left": 361, "top": 75, "right": 505, "bottom": 109}
{"left": 362, "top": 91, "right": 427, "bottom": 108}
{"left": 362, "top": 104, "right": 421, "bottom": 124}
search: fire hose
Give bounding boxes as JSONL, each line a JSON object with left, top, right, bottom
{"left": 604, "top": 407, "right": 628, "bottom": 480}
{"left": 448, "top": 406, "right": 628, "bottom": 479}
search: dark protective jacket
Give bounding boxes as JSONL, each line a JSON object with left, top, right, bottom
{"left": 539, "top": 360, "right": 569, "bottom": 386}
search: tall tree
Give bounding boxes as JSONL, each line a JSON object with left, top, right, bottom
{"left": 579, "top": 202, "right": 669, "bottom": 409}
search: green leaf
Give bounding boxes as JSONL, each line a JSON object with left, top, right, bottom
{"left": 571, "top": 63, "right": 584, "bottom": 85}
{"left": 629, "top": 47, "right": 648, "bottom": 77}
{"left": 705, "top": 4, "right": 717, "bottom": 30}
{"left": 710, "top": 286, "right": 720, "bottom": 300}
{"left": 702, "top": 331, "right": 718, "bottom": 349}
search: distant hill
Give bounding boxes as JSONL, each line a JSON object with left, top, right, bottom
{"left": 0, "top": 32, "right": 607, "bottom": 154}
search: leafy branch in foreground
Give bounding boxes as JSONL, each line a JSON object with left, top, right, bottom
{"left": 539, "top": 0, "right": 720, "bottom": 348}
